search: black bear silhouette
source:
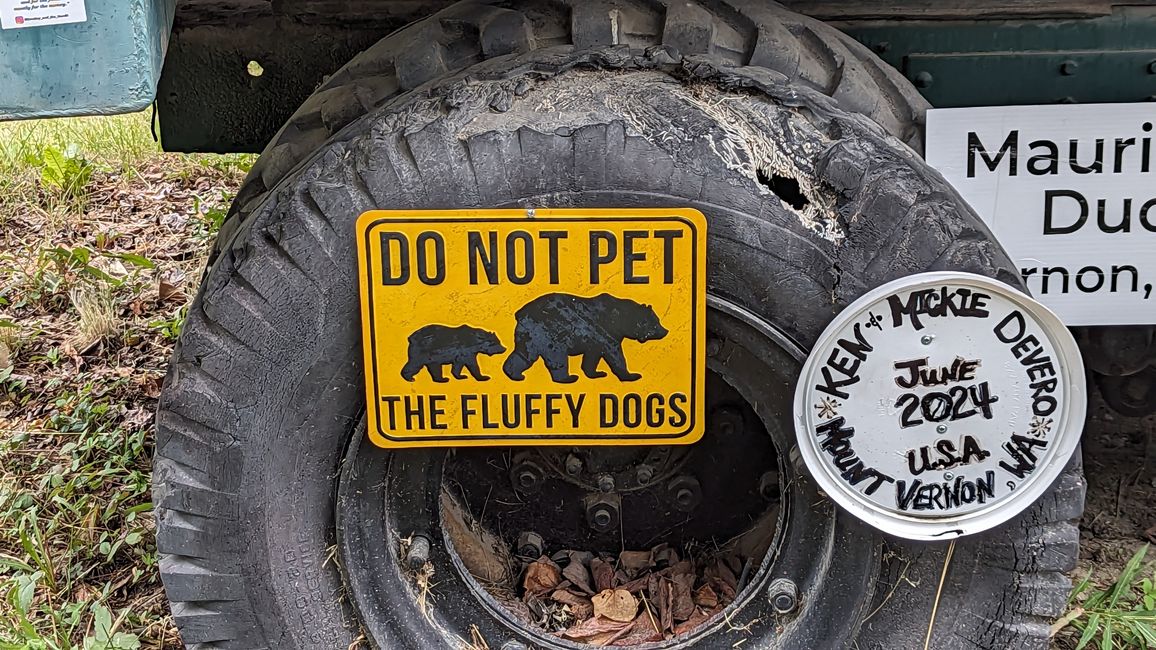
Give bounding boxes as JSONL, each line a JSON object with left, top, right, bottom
{"left": 503, "top": 293, "right": 668, "bottom": 384}
{"left": 401, "top": 324, "right": 505, "bottom": 383}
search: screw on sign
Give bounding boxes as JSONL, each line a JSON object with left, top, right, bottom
{"left": 794, "top": 272, "right": 1085, "bottom": 540}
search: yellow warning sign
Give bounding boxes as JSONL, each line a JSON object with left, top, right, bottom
{"left": 355, "top": 208, "right": 707, "bottom": 448}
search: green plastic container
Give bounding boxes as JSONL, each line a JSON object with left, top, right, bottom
{"left": 0, "top": 0, "right": 176, "bottom": 120}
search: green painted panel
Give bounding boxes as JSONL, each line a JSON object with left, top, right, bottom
{"left": 0, "top": 0, "right": 177, "bottom": 120}
{"left": 841, "top": 8, "right": 1156, "bottom": 107}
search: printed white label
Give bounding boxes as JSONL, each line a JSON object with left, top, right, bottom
{"left": 927, "top": 103, "right": 1156, "bottom": 326}
{"left": 0, "top": 0, "right": 86, "bottom": 29}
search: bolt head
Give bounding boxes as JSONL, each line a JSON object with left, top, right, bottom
{"left": 668, "top": 475, "right": 702, "bottom": 512}
{"left": 518, "top": 471, "right": 537, "bottom": 487}
{"left": 768, "top": 577, "right": 799, "bottom": 615}
{"left": 597, "top": 474, "right": 616, "bottom": 493}
{"left": 526, "top": 208, "right": 536, "bottom": 217}
{"left": 516, "top": 531, "right": 545, "bottom": 558}
{"left": 636, "top": 465, "right": 654, "bottom": 484}
{"left": 759, "top": 471, "right": 781, "bottom": 500}
{"left": 943, "top": 472, "right": 954, "bottom": 480}
{"left": 936, "top": 424, "right": 948, "bottom": 434}
{"left": 920, "top": 334, "right": 935, "bottom": 345}
{"left": 913, "top": 71, "right": 934, "bottom": 88}
{"left": 1060, "top": 60, "right": 1078, "bottom": 76}
{"left": 593, "top": 510, "right": 612, "bottom": 527}
{"left": 405, "top": 535, "right": 431, "bottom": 570}
{"left": 564, "top": 454, "right": 583, "bottom": 476}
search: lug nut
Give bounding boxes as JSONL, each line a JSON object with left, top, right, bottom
{"left": 510, "top": 454, "right": 545, "bottom": 494}
{"left": 597, "top": 474, "right": 616, "bottom": 493}
{"left": 564, "top": 454, "right": 583, "bottom": 476}
{"left": 758, "top": 470, "right": 781, "bottom": 500}
{"left": 516, "top": 531, "right": 545, "bottom": 558}
{"left": 676, "top": 489, "right": 695, "bottom": 507}
{"left": 769, "top": 577, "right": 799, "bottom": 615}
{"left": 711, "top": 405, "right": 744, "bottom": 437}
{"left": 667, "top": 475, "right": 702, "bottom": 512}
{"left": 584, "top": 493, "right": 621, "bottom": 533}
{"left": 405, "top": 535, "right": 431, "bottom": 570}
{"left": 636, "top": 464, "right": 654, "bottom": 484}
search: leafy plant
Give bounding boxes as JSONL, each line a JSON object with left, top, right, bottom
{"left": 149, "top": 306, "right": 187, "bottom": 341}
{"left": 82, "top": 604, "right": 140, "bottom": 650}
{"left": 36, "top": 144, "right": 93, "bottom": 201}
{"left": 192, "top": 192, "right": 230, "bottom": 241}
{"left": 1059, "top": 545, "right": 1156, "bottom": 649}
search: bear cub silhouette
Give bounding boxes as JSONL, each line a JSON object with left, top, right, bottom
{"left": 401, "top": 324, "right": 505, "bottom": 382}
{"left": 503, "top": 293, "right": 668, "bottom": 384}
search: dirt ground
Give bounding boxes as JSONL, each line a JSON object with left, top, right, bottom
{"left": 1076, "top": 393, "right": 1155, "bottom": 583}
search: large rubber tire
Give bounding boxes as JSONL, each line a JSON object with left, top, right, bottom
{"left": 211, "top": 0, "right": 928, "bottom": 267}
{"left": 155, "top": 6, "right": 1084, "bottom": 650}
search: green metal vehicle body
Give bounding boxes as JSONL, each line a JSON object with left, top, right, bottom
{"left": 5, "top": 2, "right": 1156, "bottom": 148}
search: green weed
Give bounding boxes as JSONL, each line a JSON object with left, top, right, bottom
{"left": 31, "top": 145, "right": 95, "bottom": 203}
{"left": 191, "top": 193, "right": 229, "bottom": 241}
{"left": 1, "top": 377, "right": 158, "bottom": 649}
{"left": 1058, "top": 544, "right": 1156, "bottom": 648}
{"left": 0, "top": 114, "right": 245, "bottom": 648}
{"left": 148, "top": 307, "right": 186, "bottom": 342}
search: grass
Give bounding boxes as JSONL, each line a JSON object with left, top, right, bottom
{"left": 1055, "top": 545, "right": 1156, "bottom": 649}
{"left": 0, "top": 111, "right": 249, "bottom": 649}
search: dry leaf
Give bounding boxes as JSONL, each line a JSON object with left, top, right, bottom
{"left": 591, "top": 588, "right": 638, "bottom": 623}
{"left": 609, "top": 611, "right": 665, "bottom": 646}
{"left": 671, "top": 572, "right": 695, "bottom": 621}
{"left": 523, "top": 557, "right": 562, "bottom": 596}
{"left": 693, "top": 584, "right": 718, "bottom": 609}
{"left": 660, "top": 579, "right": 674, "bottom": 632}
{"left": 673, "top": 606, "right": 714, "bottom": 635}
{"left": 562, "top": 556, "right": 594, "bottom": 595}
{"left": 551, "top": 590, "right": 593, "bottom": 620}
{"left": 591, "top": 557, "right": 616, "bottom": 592}
{"left": 618, "top": 550, "right": 651, "bottom": 577}
{"left": 704, "top": 558, "right": 738, "bottom": 602}
{"left": 157, "top": 278, "right": 186, "bottom": 303}
{"left": 559, "top": 615, "right": 631, "bottom": 644}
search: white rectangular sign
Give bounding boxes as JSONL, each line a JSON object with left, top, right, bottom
{"left": 927, "top": 103, "right": 1156, "bottom": 326}
{"left": 0, "top": 0, "right": 85, "bottom": 29}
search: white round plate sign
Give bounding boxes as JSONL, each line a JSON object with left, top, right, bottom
{"left": 794, "top": 272, "right": 1086, "bottom": 540}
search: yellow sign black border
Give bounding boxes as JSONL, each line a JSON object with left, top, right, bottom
{"left": 356, "top": 208, "right": 706, "bottom": 447}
